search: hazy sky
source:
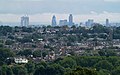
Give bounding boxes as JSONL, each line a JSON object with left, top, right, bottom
{"left": 0, "top": 0, "right": 120, "bottom": 24}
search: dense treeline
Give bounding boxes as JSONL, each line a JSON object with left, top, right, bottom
{"left": 1, "top": 25, "right": 120, "bottom": 42}
{"left": 1, "top": 55, "right": 120, "bottom": 75}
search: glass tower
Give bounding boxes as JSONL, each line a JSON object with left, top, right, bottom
{"left": 52, "top": 15, "right": 57, "bottom": 26}
{"left": 69, "top": 14, "right": 73, "bottom": 26}
{"left": 21, "top": 16, "right": 29, "bottom": 27}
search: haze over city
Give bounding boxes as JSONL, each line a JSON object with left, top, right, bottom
{"left": 0, "top": 0, "right": 120, "bottom": 24}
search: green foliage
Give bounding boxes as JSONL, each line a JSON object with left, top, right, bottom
{"left": 65, "top": 67, "right": 98, "bottom": 75}
{"left": 98, "top": 69, "right": 110, "bottom": 75}
{"left": 98, "top": 50, "right": 117, "bottom": 56}
{"left": 111, "top": 66, "right": 120, "bottom": 75}
{"left": 5, "top": 40, "right": 14, "bottom": 45}
{"left": 59, "top": 57, "right": 77, "bottom": 68}
{"left": 46, "top": 64, "right": 64, "bottom": 75}
{"left": 17, "top": 49, "right": 32, "bottom": 57}
{"left": 94, "top": 60, "right": 113, "bottom": 71}
{"left": 22, "top": 27, "right": 33, "bottom": 33}
{"left": 33, "top": 50, "right": 48, "bottom": 58}
{"left": 1, "top": 65, "right": 13, "bottom": 75}
{"left": 33, "top": 50, "right": 41, "bottom": 57}
{"left": 91, "top": 24, "right": 109, "bottom": 33}
{"left": 67, "top": 35, "right": 78, "bottom": 42}
{"left": 0, "top": 43, "right": 4, "bottom": 48}
{"left": 76, "top": 56, "right": 102, "bottom": 67}
{"left": 0, "top": 56, "right": 120, "bottom": 75}
{"left": 0, "top": 48, "right": 14, "bottom": 66}
{"left": 34, "top": 62, "right": 64, "bottom": 75}
{"left": 0, "top": 26, "right": 12, "bottom": 36}
{"left": 25, "top": 61, "right": 35, "bottom": 74}
{"left": 50, "top": 64, "right": 64, "bottom": 75}
{"left": 20, "top": 37, "right": 32, "bottom": 43}
{"left": 115, "top": 60, "right": 120, "bottom": 67}
{"left": 12, "top": 65, "right": 27, "bottom": 75}
{"left": 98, "top": 50, "right": 106, "bottom": 56}
{"left": 34, "top": 65, "right": 45, "bottom": 75}
{"left": 106, "top": 56, "right": 118, "bottom": 66}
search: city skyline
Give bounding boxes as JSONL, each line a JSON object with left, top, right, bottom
{"left": 0, "top": 0, "right": 120, "bottom": 24}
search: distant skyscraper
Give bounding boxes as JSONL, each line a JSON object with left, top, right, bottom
{"left": 86, "top": 19, "right": 94, "bottom": 27}
{"left": 59, "top": 19, "right": 68, "bottom": 26}
{"left": 21, "top": 16, "right": 29, "bottom": 27}
{"left": 52, "top": 15, "right": 57, "bottom": 26}
{"left": 106, "top": 19, "right": 109, "bottom": 27}
{"left": 69, "top": 14, "right": 74, "bottom": 26}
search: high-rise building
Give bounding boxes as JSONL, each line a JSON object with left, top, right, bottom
{"left": 106, "top": 19, "right": 109, "bottom": 27}
{"left": 52, "top": 15, "right": 57, "bottom": 26}
{"left": 59, "top": 19, "right": 68, "bottom": 26}
{"left": 69, "top": 14, "right": 74, "bottom": 26}
{"left": 21, "top": 16, "right": 29, "bottom": 27}
{"left": 85, "top": 19, "right": 94, "bottom": 27}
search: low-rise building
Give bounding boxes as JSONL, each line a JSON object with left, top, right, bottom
{"left": 14, "top": 57, "right": 28, "bottom": 64}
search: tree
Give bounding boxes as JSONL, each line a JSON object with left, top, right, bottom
{"left": 34, "top": 61, "right": 48, "bottom": 75}
{"left": 25, "top": 61, "right": 35, "bottom": 75}
{"left": 22, "top": 27, "right": 33, "bottom": 33}
{"left": 46, "top": 64, "right": 64, "bottom": 75}
{"left": 1, "top": 65, "right": 13, "bottom": 75}
{"left": 0, "top": 43, "right": 4, "bottom": 48}
{"left": 17, "top": 49, "right": 32, "bottom": 57}
{"left": 0, "top": 48, "right": 14, "bottom": 66}
{"left": 33, "top": 50, "right": 41, "bottom": 57}
{"left": 67, "top": 35, "right": 78, "bottom": 42}
{"left": 115, "top": 60, "right": 120, "bottom": 67}
{"left": 98, "top": 50, "right": 106, "bottom": 56}
{"left": 12, "top": 65, "right": 27, "bottom": 75}
{"left": 59, "top": 57, "right": 77, "bottom": 68}
{"left": 98, "top": 69, "right": 110, "bottom": 75}
{"left": 51, "top": 64, "right": 64, "bottom": 75}
{"left": 0, "top": 26, "right": 12, "bottom": 36}
{"left": 105, "top": 50, "right": 116, "bottom": 56}
{"left": 35, "top": 61, "right": 48, "bottom": 69}
{"left": 94, "top": 60, "right": 113, "bottom": 71}
{"left": 0, "top": 69, "right": 1, "bottom": 75}
{"left": 19, "top": 49, "right": 32, "bottom": 57}
{"left": 34, "top": 65, "right": 45, "bottom": 75}
{"left": 65, "top": 67, "right": 98, "bottom": 75}
{"left": 71, "top": 25, "right": 76, "bottom": 29}
{"left": 111, "top": 66, "right": 120, "bottom": 75}
{"left": 20, "top": 38, "right": 32, "bottom": 43}
{"left": 98, "top": 50, "right": 116, "bottom": 56}
{"left": 91, "top": 24, "right": 108, "bottom": 33}
{"left": 76, "top": 56, "right": 102, "bottom": 67}
{"left": 5, "top": 40, "right": 14, "bottom": 45}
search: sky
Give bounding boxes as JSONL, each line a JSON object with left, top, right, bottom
{"left": 0, "top": 0, "right": 120, "bottom": 24}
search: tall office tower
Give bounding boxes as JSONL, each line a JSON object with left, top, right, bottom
{"left": 106, "top": 19, "right": 109, "bottom": 27}
{"left": 59, "top": 19, "right": 68, "bottom": 26}
{"left": 86, "top": 19, "right": 94, "bottom": 27}
{"left": 21, "top": 16, "right": 29, "bottom": 27}
{"left": 69, "top": 14, "right": 74, "bottom": 26}
{"left": 52, "top": 15, "right": 57, "bottom": 26}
